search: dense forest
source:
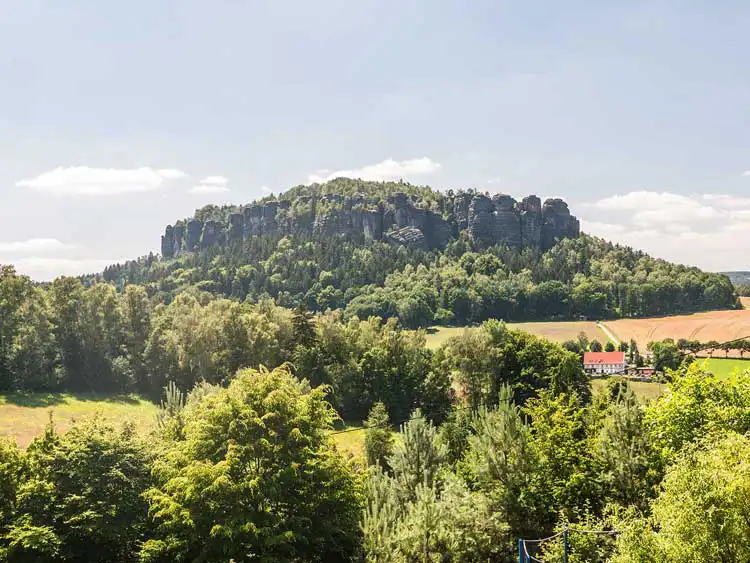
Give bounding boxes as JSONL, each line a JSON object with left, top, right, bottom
{"left": 91, "top": 180, "right": 737, "bottom": 329}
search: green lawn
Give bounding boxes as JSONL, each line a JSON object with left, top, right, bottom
{"left": 702, "top": 357, "right": 750, "bottom": 379}
{"left": 0, "top": 391, "right": 379, "bottom": 460}
{"left": 330, "top": 424, "right": 367, "bottom": 459}
{"left": 591, "top": 377, "right": 667, "bottom": 402}
{"left": 0, "top": 393, "right": 158, "bottom": 448}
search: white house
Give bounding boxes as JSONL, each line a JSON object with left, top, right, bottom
{"left": 583, "top": 351, "right": 626, "bottom": 375}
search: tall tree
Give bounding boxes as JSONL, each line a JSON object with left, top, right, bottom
{"left": 121, "top": 285, "right": 152, "bottom": 391}
{"left": 388, "top": 410, "right": 446, "bottom": 501}
{"left": 49, "top": 277, "right": 86, "bottom": 391}
{"left": 292, "top": 303, "right": 317, "bottom": 348}
{"left": 364, "top": 402, "right": 394, "bottom": 469}
{"left": 0, "top": 267, "right": 28, "bottom": 390}
{"left": 2, "top": 418, "right": 151, "bottom": 563}
{"left": 141, "top": 365, "right": 363, "bottom": 563}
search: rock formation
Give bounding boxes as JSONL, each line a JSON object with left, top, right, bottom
{"left": 160, "top": 190, "right": 580, "bottom": 258}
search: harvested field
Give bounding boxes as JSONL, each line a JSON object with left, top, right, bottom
{"left": 603, "top": 308, "right": 750, "bottom": 351}
{"left": 507, "top": 321, "right": 608, "bottom": 344}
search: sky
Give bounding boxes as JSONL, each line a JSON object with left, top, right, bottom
{"left": 2, "top": 0, "right": 750, "bottom": 280}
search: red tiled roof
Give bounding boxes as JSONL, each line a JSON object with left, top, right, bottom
{"left": 583, "top": 351, "right": 626, "bottom": 364}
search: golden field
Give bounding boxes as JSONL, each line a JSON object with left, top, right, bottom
{"left": 602, "top": 307, "right": 750, "bottom": 351}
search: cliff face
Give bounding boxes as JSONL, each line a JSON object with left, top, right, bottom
{"left": 161, "top": 191, "right": 580, "bottom": 258}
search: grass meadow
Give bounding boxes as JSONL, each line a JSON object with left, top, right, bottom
{"left": 0, "top": 393, "right": 158, "bottom": 448}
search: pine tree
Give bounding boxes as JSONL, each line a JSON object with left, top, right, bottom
{"left": 365, "top": 402, "right": 394, "bottom": 468}
{"left": 388, "top": 409, "right": 446, "bottom": 501}
{"left": 291, "top": 303, "right": 317, "bottom": 348}
{"left": 362, "top": 467, "right": 401, "bottom": 563}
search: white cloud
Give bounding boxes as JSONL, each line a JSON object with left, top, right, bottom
{"left": 188, "top": 175, "right": 231, "bottom": 195}
{"left": 307, "top": 157, "right": 441, "bottom": 184}
{"left": 261, "top": 185, "right": 272, "bottom": 194}
{"left": 8, "top": 258, "right": 122, "bottom": 281}
{"left": 17, "top": 166, "right": 187, "bottom": 196}
{"left": 580, "top": 221, "right": 626, "bottom": 235}
{"left": 587, "top": 190, "right": 723, "bottom": 227}
{"left": 701, "top": 194, "right": 750, "bottom": 208}
{"left": 0, "top": 238, "right": 74, "bottom": 255}
{"left": 742, "top": 170, "right": 750, "bottom": 177}
{"left": 581, "top": 191, "right": 750, "bottom": 270}
{"left": 198, "top": 175, "right": 229, "bottom": 186}
{"left": 486, "top": 177, "right": 503, "bottom": 185}
{"left": 188, "top": 184, "right": 230, "bottom": 195}
{"left": 157, "top": 168, "right": 188, "bottom": 179}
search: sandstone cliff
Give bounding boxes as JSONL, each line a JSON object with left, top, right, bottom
{"left": 161, "top": 189, "right": 580, "bottom": 258}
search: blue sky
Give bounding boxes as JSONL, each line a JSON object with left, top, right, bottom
{"left": 2, "top": 0, "right": 750, "bottom": 279}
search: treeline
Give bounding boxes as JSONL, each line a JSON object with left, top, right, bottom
{"left": 673, "top": 337, "right": 750, "bottom": 357}
{"left": 94, "top": 233, "right": 737, "bottom": 329}
{"left": 2, "top": 329, "right": 750, "bottom": 561}
{"left": 0, "top": 267, "right": 588, "bottom": 421}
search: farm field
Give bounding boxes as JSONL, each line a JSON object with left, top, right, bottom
{"left": 703, "top": 357, "right": 750, "bottom": 379}
{"left": 424, "top": 321, "right": 609, "bottom": 350}
{"left": 0, "top": 393, "right": 158, "bottom": 448}
{"left": 602, "top": 307, "right": 750, "bottom": 351}
{"left": 508, "top": 321, "right": 608, "bottom": 344}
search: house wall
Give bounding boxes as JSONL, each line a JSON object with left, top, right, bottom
{"left": 585, "top": 362, "right": 626, "bottom": 374}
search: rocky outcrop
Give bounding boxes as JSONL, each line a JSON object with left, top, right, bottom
{"left": 159, "top": 190, "right": 580, "bottom": 258}
{"left": 542, "top": 198, "right": 578, "bottom": 250}
{"left": 228, "top": 213, "right": 244, "bottom": 244}
{"left": 468, "top": 195, "right": 495, "bottom": 247}
{"left": 464, "top": 193, "right": 580, "bottom": 250}
{"left": 201, "top": 220, "right": 223, "bottom": 249}
{"left": 161, "top": 225, "right": 174, "bottom": 258}
{"left": 186, "top": 220, "right": 202, "bottom": 252}
{"left": 520, "top": 196, "right": 542, "bottom": 248}
{"left": 385, "top": 227, "right": 427, "bottom": 249}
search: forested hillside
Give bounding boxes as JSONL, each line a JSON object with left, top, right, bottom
{"left": 92, "top": 179, "right": 737, "bottom": 328}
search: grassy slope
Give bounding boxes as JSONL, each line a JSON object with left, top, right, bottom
{"left": 0, "top": 393, "right": 158, "bottom": 448}
{"left": 0, "top": 392, "right": 370, "bottom": 457}
{"left": 603, "top": 308, "right": 750, "bottom": 352}
{"left": 330, "top": 425, "right": 367, "bottom": 458}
